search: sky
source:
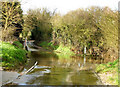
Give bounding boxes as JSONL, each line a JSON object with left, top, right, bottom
{"left": 20, "top": 0, "right": 119, "bottom": 15}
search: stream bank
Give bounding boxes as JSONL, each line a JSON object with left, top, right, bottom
{"left": 1, "top": 41, "right": 27, "bottom": 71}
{"left": 98, "top": 72, "right": 117, "bottom": 85}
{"left": 1, "top": 41, "right": 118, "bottom": 86}
{"left": 95, "top": 59, "right": 118, "bottom": 85}
{"left": 2, "top": 42, "right": 104, "bottom": 85}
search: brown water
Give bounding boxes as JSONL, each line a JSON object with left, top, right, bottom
{"left": 2, "top": 50, "right": 102, "bottom": 85}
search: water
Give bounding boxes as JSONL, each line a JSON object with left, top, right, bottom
{"left": 2, "top": 46, "right": 103, "bottom": 85}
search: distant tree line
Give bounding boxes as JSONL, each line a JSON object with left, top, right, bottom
{"left": 2, "top": 2, "right": 117, "bottom": 60}
{"left": 22, "top": 6, "right": 118, "bottom": 60}
{"left": 52, "top": 7, "right": 118, "bottom": 59}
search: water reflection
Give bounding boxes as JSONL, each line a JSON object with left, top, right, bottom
{"left": 16, "top": 67, "right": 99, "bottom": 85}
{"left": 3, "top": 51, "right": 102, "bottom": 85}
{"left": 17, "top": 51, "right": 102, "bottom": 85}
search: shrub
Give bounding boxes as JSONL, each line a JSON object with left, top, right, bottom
{"left": 39, "top": 41, "right": 59, "bottom": 50}
{"left": 13, "top": 41, "right": 23, "bottom": 48}
{"left": 1, "top": 41, "right": 27, "bottom": 69}
{"left": 55, "top": 44, "right": 75, "bottom": 57}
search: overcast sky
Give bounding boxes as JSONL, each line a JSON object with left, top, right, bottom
{"left": 21, "top": 0, "right": 119, "bottom": 15}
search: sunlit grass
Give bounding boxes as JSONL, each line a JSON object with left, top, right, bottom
{"left": 55, "top": 44, "right": 75, "bottom": 59}
{"left": 38, "top": 42, "right": 75, "bottom": 59}
{"left": 1, "top": 41, "right": 27, "bottom": 69}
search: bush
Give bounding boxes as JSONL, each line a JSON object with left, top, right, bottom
{"left": 13, "top": 41, "right": 23, "bottom": 48}
{"left": 55, "top": 44, "right": 75, "bottom": 58}
{"left": 1, "top": 41, "right": 27, "bottom": 69}
{"left": 39, "top": 41, "right": 59, "bottom": 50}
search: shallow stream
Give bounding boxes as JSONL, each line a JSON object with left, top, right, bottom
{"left": 2, "top": 44, "right": 103, "bottom": 85}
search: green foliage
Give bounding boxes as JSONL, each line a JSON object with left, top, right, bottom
{"left": 39, "top": 41, "right": 50, "bottom": 47}
{"left": 55, "top": 44, "right": 75, "bottom": 57}
{"left": 51, "top": 6, "right": 118, "bottom": 58}
{"left": 39, "top": 41, "right": 59, "bottom": 50}
{"left": 22, "top": 6, "right": 118, "bottom": 61}
{"left": 22, "top": 8, "right": 53, "bottom": 42}
{"left": 38, "top": 41, "right": 74, "bottom": 58}
{"left": 96, "top": 59, "right": 118, "bottom": 73}
{"left": 22, "top": 7, "right": 118, "bottom": 60}
{"left": 1, "top": 42, "right": 27, "bottom": 69}
{"left": 13, "top": 41, "right": 23, "bottom": 48}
